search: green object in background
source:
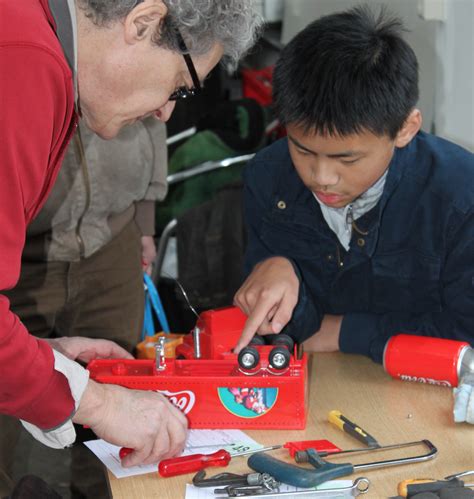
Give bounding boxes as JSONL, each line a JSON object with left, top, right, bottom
{"left": 156, "top": 98, "right": 267, "bottom": 235}
{"left": 156, "top": 130, "right": 243, "bottom": 233}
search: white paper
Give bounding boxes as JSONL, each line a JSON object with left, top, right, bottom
{"left": 185, "top": 480, "right": 354, "bottom": 499}
{"left": 84, "top": 429, "right": 260, "bottom": 479}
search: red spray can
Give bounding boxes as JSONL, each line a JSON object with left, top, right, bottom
{"left": 383, "top": 334, "right": 474, "bottom": 387}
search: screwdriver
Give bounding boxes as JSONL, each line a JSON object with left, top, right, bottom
{"left": 121, "top": 437, "right": 364, "bottom": 463}
{"left": 328, "top": 410, "right": 379, "bottom": 448}
{"left": 119, "top": 444, "right": 226, "bottom": 460}
{"left": 158, "top": 445, "right": 281, "bottom": 477}
{"left": 120, "top": 440, "right": 335, "bottom": 462}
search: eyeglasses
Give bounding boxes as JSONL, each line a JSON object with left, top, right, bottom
{"left": 169, "top": 30, "right": 201, "bottom": 101}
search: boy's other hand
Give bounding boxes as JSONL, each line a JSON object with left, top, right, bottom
{"left": 233, "top": 257, "right": 299, "bottom": 353}
{"left": 303, "top": 315, "right": 342, "bottom": 352}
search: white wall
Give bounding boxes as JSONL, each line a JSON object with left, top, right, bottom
{"left": 435, "top": 0, "right": 474, "bottom": 151}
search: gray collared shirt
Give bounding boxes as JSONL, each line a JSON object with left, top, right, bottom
{"left": 313, "top": 169, "right": 388, "bottom": 250}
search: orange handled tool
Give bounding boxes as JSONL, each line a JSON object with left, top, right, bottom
{"left": 158, "top": 445, "right": 281, "bottom": 478}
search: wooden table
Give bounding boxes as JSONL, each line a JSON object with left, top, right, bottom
{"left": 107, "top": 353, "right": 474, "bottom": 498}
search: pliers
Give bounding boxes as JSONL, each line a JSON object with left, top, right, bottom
{"left": 193, "top": 469, "right": 279, "bottom": 487}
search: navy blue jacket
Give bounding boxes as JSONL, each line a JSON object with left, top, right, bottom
{"left": 243, "top": 131, "right": 474, "bottom": 363}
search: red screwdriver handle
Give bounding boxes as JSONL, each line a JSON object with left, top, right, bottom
{"left": 158, "top": 449, "right": 231, "bottom": 477}
{"left": 119, "top": 447, "right": 133, "bottom": 460}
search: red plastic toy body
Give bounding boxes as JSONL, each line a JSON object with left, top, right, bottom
{"left": 174, "top": 307, "right": 247, "bottom": 361}
{"left": 88, "top": 307, "right": 308, "bottom": 430}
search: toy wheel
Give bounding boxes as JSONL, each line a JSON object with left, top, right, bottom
{"left": 249, "top": 335, "right": 265, "bottom": 346}
{"left": 269, "top": 346, "right": 291, "bottom": 370}
{"left": 238, "top": 347, "right": 260, "bottom": 370}
{"left": 267, "top": 334, "right": 295, "bottom": 351}
{"left": 264, "top": 334, "right": 278, "bottom": 345}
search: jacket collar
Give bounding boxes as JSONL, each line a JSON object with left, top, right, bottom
{"left": 47, "top": 0, "right": 78, "bottom": 105}
{"left": 353, "top": 140, "right": 412, "bottom": 233}
{"left": 273, "top": 135, "right": 416, "bottom": 256}
{"left": 344, "top": 139, "right": 414, "bottom": 258}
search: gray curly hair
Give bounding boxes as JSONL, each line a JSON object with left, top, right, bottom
{"left": 77, "top": 0, "right": 263, "bottom": 69}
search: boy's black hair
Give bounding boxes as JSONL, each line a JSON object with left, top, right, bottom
{"left": 273, "top": 5, "right": 419, "bottom": 138}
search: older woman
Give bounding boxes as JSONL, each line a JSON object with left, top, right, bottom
{"left": 0, "top": 0, "right": 262, "bottom": 477}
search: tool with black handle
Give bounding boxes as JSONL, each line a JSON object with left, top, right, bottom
{"left": 248, "top": 440, "right": 438, "bottom": 488}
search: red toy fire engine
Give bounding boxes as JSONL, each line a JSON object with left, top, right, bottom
{"left": 88, "top": 307, "right": 308, "bottom": 430}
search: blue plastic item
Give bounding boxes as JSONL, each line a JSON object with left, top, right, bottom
{"left": 141, "top": 272, "right": 170, "bottom": 339}
{"left": 248, "top": 449, "right": 353, "bottom": 488}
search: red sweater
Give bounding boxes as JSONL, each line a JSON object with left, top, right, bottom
{"left": 0, "top": 0, "right": 77, "bottom": 428}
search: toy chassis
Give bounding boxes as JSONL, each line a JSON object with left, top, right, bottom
{"left": 88, "top": 307, "right": 308, "bottom": 429}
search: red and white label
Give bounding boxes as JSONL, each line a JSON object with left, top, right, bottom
{"left": 399, "top": 374, "right": 452, "bottom": 387}
{"left": 159, "top": 390, "right": 196, "bottom": 414}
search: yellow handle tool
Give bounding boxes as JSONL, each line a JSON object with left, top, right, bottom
{"left": 328, "top": 410, "right": 380, "bottom": 448}
{"left": 397, "top": 477, "right": 471, "bottom": 497}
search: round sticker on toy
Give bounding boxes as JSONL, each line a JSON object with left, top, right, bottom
{"left": 218, "top": 387, "right": 278, "bottom": 418}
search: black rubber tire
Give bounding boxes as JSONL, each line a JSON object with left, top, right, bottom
{"left": 249, "top": 335, "right": 266, "bottom": 346}
{"left": 267, "top": 334, "right": 295, "bottom": 350}
{"left": 238, "top": 346, "right": 260, "bottom": 370}
{"left": 268, "top": 346, "right": 291, "bottom": 370}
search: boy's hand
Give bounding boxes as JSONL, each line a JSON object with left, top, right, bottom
{"left": 303, "top": 315, "right": 342, "bottom": 352}
{"left": 233, "top": 257, "right": 299, "bottom": 353}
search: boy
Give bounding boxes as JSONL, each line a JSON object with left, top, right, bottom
{"left": 234, "top": 5, "right": 474, "bottom": 364}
